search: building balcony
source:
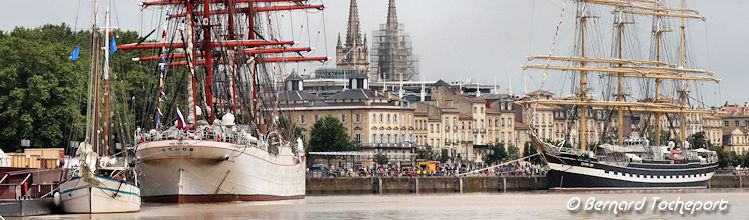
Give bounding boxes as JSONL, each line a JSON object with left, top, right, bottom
{"left": 360, "top": 143, "right": 412, "bottom": 149}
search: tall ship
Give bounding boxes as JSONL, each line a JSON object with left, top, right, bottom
{"left": 120, "top": 0, "right": 327, "bottom": 202}
{"left": 521, "top": 0, "right": 720, "bottom": 190}
{"left": 57, "top": 0, "right": 141, "bottom": 213}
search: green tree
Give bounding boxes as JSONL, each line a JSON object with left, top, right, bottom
{"left": 438, "top": 148, "right": 449, "bottom": 163}
{"left": 308, "top": 115, "right": 355, "bottom": 152}
{"left": 0, "top": 24, "right": 86, "bottom": 151}
{"left": 482, "top": 142, "right": 507, "bottom": 165}
{"left": 0, "top": 24, "right": 155, "bottom": 152}
{"left": 373, "top": 152, "right": 389, "bottom": 167}
{"left": 522, "top": 141, "right": 537, "bottom": 157}
{"left": 710, "top": 145, "right": 730, "bottom": 168}
{"left": 689, "top": 131, "right": 708, "bottom": 149}
{"left": 416, "top": 147, "right": 435, "bottom": 161}
{"left": 506, "top": 144, "right": 520, "bottom": 160}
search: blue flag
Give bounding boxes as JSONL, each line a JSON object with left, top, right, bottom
{"left": 110, "top": 36, "right": 117, "bottom": 57}
{"left": 68, "top": 46, "right": 80, "bottom": 61}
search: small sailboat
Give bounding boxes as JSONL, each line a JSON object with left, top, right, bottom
{"left": 55, "top": 0, "right": 141, "bottom": 213}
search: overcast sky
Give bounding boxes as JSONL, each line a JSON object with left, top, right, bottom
{"left": 2, "top": 0, "right": 747, "bottom": 106}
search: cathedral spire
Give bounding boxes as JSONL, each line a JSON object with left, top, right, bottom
{"left": 386, "top": 0, "right": 398, "bottom": 30}
{"left": 345, "top": 0, "right": 362, "bottom": 47}
{"left": 337, "top": 33, "right": 342, "bottom": 48}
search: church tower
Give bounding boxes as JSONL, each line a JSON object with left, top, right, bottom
{"left": 336, "top": 0, "right": 370, "bottom": 76}
{"left": 370, "top": 0, "right": 419, "bottom": 82}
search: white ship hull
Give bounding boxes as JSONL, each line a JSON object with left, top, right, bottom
{"left": 134, "top": 139, "right": 305, "bottom": 203}
{"left": 58, "top": 175, "right": 141, "bottom": 213}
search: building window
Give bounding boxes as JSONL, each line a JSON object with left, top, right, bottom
{"left": 314, "top": 115, "right": 319, "bottom": 122}
{"left": 380, "top": 114, "right": 383, "bottom": 123}
{"left": 387, "top": 114, "right": 391, "bottom": 123}
{"left": 495, "top": 119, "right": 499, "bottom": 128}
{"left": 480, "top": 119, "right": 484, "bottom": 129}
{"left": 725, "top": 121, "right": 729, "bottom": 127}
{"left": 394, "top": 114, "right": 399, "bottom": 123}
{"left": 355, "top": 114, "right": 361, "bottom": 123}
{"left": 481, "top": 107, "right": 484, "bottom": 114}
{"left": 489, "top": 119, "right": 493, "bottom": 127}
{"left": 501, "top": 118, "right": 505, "bottom": 127}
{"left": 473, "top": 107, "right": 477, "bottom": 114}
{"left": 736, "top": 121, "right": 740, "bottom": 127}
{"left": 430, "top": 124, "right": 434, "bottom": 133}
{"left": 299, "top": 115, "right": 306, "bottom": 124}
{"left": 341, "top": 114, "right": 347, "bottom": 123}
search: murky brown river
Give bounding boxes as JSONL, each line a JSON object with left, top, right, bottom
{"left": 15, "top": 189, "right": 749, "bottom": 219}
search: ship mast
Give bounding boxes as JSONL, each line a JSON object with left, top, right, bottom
{"left": 122, "top": 0, "right": 328, "bottom": 133}
{"left": 90, "top": 0, "right": 101, "bottom": 153}
{"left": 103, "top": 6, "right": 111, "bottom": 156}
{"left": 519, "top": 0, "right": 720, "bottom": 149}
{"left": 678, "top": 0, "right": 688, "bottom": 145}
{"left": 653, "top": 0, "right": 665, "bottom": 146}
{"left": 615, "top": 6, "right": 626, "bottom": 147}
{"left": 578, "top": 2, "right": 589, "bottom": 150}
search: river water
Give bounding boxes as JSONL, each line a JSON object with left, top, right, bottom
{"left": 23, "top": 189, "right": 749, "bottom": 219}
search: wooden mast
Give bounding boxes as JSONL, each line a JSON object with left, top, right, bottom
{"left": 103, "top": 7, "right": 111, "bottom": 156}
{"left": 579, "top": 3, "right": 588, "bottom": 151}
{"left": 616, "top": 7, "right": 625, "bottom": 146}
{"left": 678, "top": 0, "right": 688, "bottom": 146}
{"left": 654, "top": 0, "right": 664, "bottom": 146}
{"left": 91, "top": 0, "right": 101, "bottom": 153}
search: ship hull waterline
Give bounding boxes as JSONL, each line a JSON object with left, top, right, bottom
{"left": 58, "top": 175, "right": 141, "bottom": 213}
{"left": 542, "top": 152, "right": 717, "bottom": 191}
{"left": 135, "top": 139, "right": 306, "bottom": 203}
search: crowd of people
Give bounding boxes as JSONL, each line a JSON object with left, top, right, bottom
{"left": 306, "top": 162, "right": 547, "bottom": 178}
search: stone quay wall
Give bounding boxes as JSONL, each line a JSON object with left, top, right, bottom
{"left": 306, "top": 176, "right": 548, "bottom": 195}
{"left": 306, "top": 175, "right": 749, "bottom": 195}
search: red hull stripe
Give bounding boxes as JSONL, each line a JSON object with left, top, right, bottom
{"left": 137, "top": 144, "right": 305, "bottom": 166}
{"left": 137, "top": 157, "right": 236, "bottom": 164}
{"left": 137, "top": 139, "right": 294, "bottom": 156}
{"left": 143, "top": 194, "right": 304, "bottom": 203}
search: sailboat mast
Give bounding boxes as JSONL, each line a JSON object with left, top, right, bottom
{"left": 616, "top": 8, "right": 625, "bottom": 147}
{"left": 654, "top": 0, "right": 664, "bottom": 146}
{"left": 579, "top": 4, "right": 588, "bottom": 151}
{"left": 202, "top": 0, "right": 216, "bottom": 124}
{"left": 185, "top": 1, "right": 199, "bottom": 130}
{"left": 103, "top": 6, "right": 111, "bottom": 156}
{"left": 679, "top": 0, "right": 688, "bottom": 145}
{"left": 91, "top": 0, "right": 101, "bottom": 153}
{"left": 226, "top": 0, "right": 239, "bottom": 114}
